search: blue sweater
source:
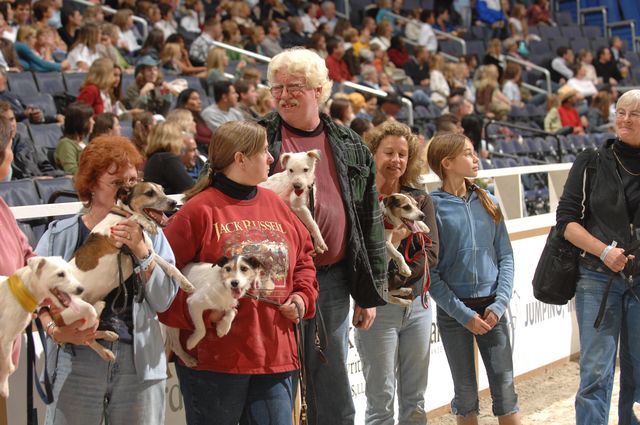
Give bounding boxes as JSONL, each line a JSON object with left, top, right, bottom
{"left": 15, "top": 42, "right": 62, "bottom": 72}
{"left": 428, "top": 188, "right": 514, "bottom": 326}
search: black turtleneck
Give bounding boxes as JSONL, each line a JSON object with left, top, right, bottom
{"left": 612, "top": 139, "right": 640, "bottom": 223}
{"left": 212, "top": 173, "right": 257, "bottom": 200}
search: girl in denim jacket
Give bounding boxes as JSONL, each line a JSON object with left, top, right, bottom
{"left": 426, "top": 133, "right": 521, "bottom": 425}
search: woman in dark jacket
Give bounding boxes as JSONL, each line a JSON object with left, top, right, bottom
{"left": 556, "top": 89, "right": 640, "bottom": 424}
{"left": 143, "top": 120, "right": 194, "bottom": 194}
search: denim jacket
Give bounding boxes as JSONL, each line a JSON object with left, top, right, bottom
{"left": 258, "top": 112, "right": 388, "bottom": 307}
{"left": 35, "top": 215, "right": 179, "bottom": 381}
{"left": 429, "top": 189, "right": 514, "bottom": 326}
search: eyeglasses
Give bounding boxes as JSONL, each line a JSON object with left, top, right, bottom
{"left": 100, "top": 176, "right": 141, "bottom": 188}
{"left": 269, "top": 83, "right": 308, "bottom": 98}
{"left": 615, "top": 109, "right": 640, "bottom": 120}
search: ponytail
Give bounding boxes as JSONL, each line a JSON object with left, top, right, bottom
{"left": 183, "top": 166, "right": 214, "bottom": 201}
{"left": 465, "top": 179, "right": 502, "bottom": 223}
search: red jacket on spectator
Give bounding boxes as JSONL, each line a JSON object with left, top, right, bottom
{"left": 325, "top": 55, "right": 353, "bottom": 83}
{"left": 558, "top": 105, "right": 583, "bottom": 133}
{"left": 388, "top": 47, "right": 410, "bottom": 68}
{"left": 77, "top": 83, "right": 104, "bottom": 116}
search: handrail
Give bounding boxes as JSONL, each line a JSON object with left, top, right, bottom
{"left": 66, "top": 0, "right": 148, "bottom": 40}
{"left": 432, "top": 29, "right": 467, "bottom": 56}
{"left": 342, "top": 82, "right": 414, "bottom": 125}
{"left": 402, "top": 37, "right": 459, "bottom": 62}
{"left": 210, "top": 40, "right": 272, "bottom": 63}
{"left": 505, "top": 55, "right": 552, "bottom": 95}
{"left": 607, "top": 20, "right": 637, "bottom": 53}
{"left": 522, "top": 82, "right": 548, "bottom": 95}
{"left": 580, "top": 6, "right": 608, "bottom": 41}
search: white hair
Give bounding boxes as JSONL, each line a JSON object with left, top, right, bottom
{"left": 617, "top": 89, "right": 640, "bottom": 112}
{"left": 267, "top": 48, "right": 333, "bottom": 105}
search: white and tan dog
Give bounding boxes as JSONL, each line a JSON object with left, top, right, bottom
{"left": 59, "top": 182, "right": 194, "bottom": 360}
{"left": 0, "top": 256, "right": 84, "bottom": 398}
{"left": 259, "top": 150, "right": 328, "bottom": 254}
{"left": 381, "top": 193, "right": 430, "bottom": 305}
{"left": 165, "top": 256, "right": 263, "bottom": 367}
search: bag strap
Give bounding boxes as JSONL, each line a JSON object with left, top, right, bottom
{"left": 26, "top": 317, "right": 55, "bottom": 425}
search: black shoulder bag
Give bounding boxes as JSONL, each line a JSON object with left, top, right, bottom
{"left": 532, "top": 151, "right": 598, "bottom": 305}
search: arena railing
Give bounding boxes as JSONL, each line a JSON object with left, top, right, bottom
{"left": 66, "top": 0, "right": 148, "bottom": 40}
{"left": 385, "top": 12, "right": 468, "bottom": 56}
{"left": 209, "top": 40, "right": 415, "bottom": 125}
{"left": 505, "top": 55, "right": 552, "bottom": 96}
{"left": 579, "top": 6, "right": 608, "bottom": 41}
{"left": 607, "top": 20, "right": 638, "bottom": 53}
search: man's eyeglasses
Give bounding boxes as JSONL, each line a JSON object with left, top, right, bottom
{"left": 615, "top": 109, "right": 640, "bottom": 120}
{"left": 269, "top": 83, "right": 307, "bottom": 97}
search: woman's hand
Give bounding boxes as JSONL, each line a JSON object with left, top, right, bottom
{"left": 465, "top": 314, "right": 492, "bottom": 335}
{"left": 110, "top": 219, "right": 149, "bottom": 259}
{"left": 483, "top": 309, "right": 498, "bottom": 329}
{"left": 279, "top": 294, "right": 305, "bottom": 323}
{"left": 50, "top": 318, "right": 98, "bottom": 345}
{"left": 602, "top": 246, "right": 633, "bottom": 273}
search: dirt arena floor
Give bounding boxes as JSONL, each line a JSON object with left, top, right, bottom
{"left": 429, "top": 359, "right": 621, "bottom": 425}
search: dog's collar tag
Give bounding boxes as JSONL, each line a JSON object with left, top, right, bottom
{"left": 5, "top": 274, "right": 38, "bottom": 312}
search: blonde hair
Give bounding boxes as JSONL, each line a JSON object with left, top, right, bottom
{"left": 101, "top": 23, "right": 120, "bottom": 40}
{"left": 146, "top": 121, "right": 184, "bottom": 157}
{"left": 267, "top": 48, "right": 333, "bottom": 104}
{"left": 112, "top": 9, "right": 133, "bottom": 31}
{"left": 184, "top": 121, "right": 266, "bottom": 201}
{"left": 82, "top": 57, "right": 115, "bottom": 91}
{"left": 364, "top": 121, "right": 424, "bottom": 188}
{"left": 17, "top": 26, "right": 36, "bottom": 42}
{"left": 206, "top": 47, "right": 227, "bottom": 72}
{"left": 165, "top": 108, "right": 194, "bottom": 133}
{"left": 160, "top": 43, "right": 181, "bottom": 64}
{"left": 427, "top": 133, "right": 502, "bottom": 223}
{"left": 254, "top": 87, "right": 273, "bottom": 116}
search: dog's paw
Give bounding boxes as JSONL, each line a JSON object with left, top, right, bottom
{"left": 387, "top": 294, "right": 412, "bottom": 306}
{"left": 100, "top": 349, "right": 116, "bottom": 362}
{"left": 178, "top": 353, "right": 198, "bottom": 368}
{"left": 390, "top": 287, "right": 413, "bottom": 297}
{"left": 399, "top": 263, "right": 412, "bottom": 277}
{"left": 186, "top": 334, "right": 203, "bottom": 350}
{"left": 314, "top": 238, "right": 328, "bottom": 255}
{"left": 177, "top": 275, "right": 195, "bottom": 293}
{"left": 216, "top": 322, "right": 232, "bottom": 338}
{"left": 97, "top": 331, "right": 119, "bottom": 342}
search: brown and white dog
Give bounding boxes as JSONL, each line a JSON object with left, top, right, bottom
{"left": 54, "top": 182, "right": 195, "bottom": 360}
{"left": 165, "top": 256, "right": 264, "bottom": 367}
{"left": 381, "top": 193, "right": 430, "bottom": 305}
{"left": 0, "top": 257, "right": 84, "bottom": 398}
{"left": 259, "top": 150, "right": 328, "bottom": 254}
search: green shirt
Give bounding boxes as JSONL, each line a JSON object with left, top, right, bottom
{"left": 55, "top": 137, "right": 83, "bottom": 175}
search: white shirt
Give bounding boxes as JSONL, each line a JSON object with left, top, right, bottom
{"left": 301, "top": 14, "right": 318, "bottom": 34}
{"left": 567, "top": 78, "right": 598, "bottom": 98}
{"left": 119, "top": 29, "right": 141, "bottom": 53}
{"left": 551, "top": 57, "right": 573, "bottom": 80}
{"left": 180, "top": 11, "right": 202, "bottom": 33}
{"left": 67, "top": 44, "right": 101, "bottom": 71}
{"left": 155, "top": 20, "right": 177, "bottom": 41}
{"left": 418, "top": 23, "right": 438, "bottom": 53}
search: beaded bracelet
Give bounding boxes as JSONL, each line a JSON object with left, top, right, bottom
{"left": 134, "top": 251, "right": 154, "bottom": 274}
{"left": 600, "top": 241, "right": 618, "bottom": 262}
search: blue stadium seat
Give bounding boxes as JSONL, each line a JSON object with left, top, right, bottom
{"left": 30, "top": 122, "right": 63, "bottom": 151}
{"left": 582, "top": 26, "right": 602, "bottom": 38}
{"left": 34, "top": 72, "right": 66, "bottom": 95}
{"left": 7, "top": 72, "right": 39, "bottom": 96}
{"left": 0, "top": 179, "right": 43, "bottom": 245}
{"left": 539, "top": 26, "right": 562, "bottom": 39}
{"left": 439, "top": 40, "right": 464, "bottom": 57}
{"left": 16, "top": 122, "right": 30, "bottom": 142}
{"left": 34, "top": 176, "right": 76, "bottom": 204}
{"left": 20, "top": 93, "right": 57, "bottom": 118}
{"left": 560, "top": 26, "right": 581, "bottom": 38}
{"left": 63, "top": 72, "right": 87, "bottom": 97}
{"left": 480, "top": 158, "right": 495, "bottom": 169}
{"left": 466, "top": 40, "right": 486, "bottom": 58}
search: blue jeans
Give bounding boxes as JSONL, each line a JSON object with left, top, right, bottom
{"left": 355, "top": 297, "right": 432, "bottom": 425}
{"left": 302, "top": 262, "right": 354, "bottom": 425}
{"left": 175, "top": 364, "right": 293, "bottom": 425}
{"left": 436, "top": 307, "right": 518, "bottom": 417}
{"left": 44, "top": 341, "right": 165, "bottom": 425}
{"left": 575, "top": 266, "right": 640, "bottom": 424}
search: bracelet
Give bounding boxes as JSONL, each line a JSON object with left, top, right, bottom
{"left": 134, "top": 251, "right": 154, "bottom": 273}
{"left": 600, "top": 241, "right": 618, "bottom": 262}
{"left": 45, "top": 321, "right": 57, "bottom": 338}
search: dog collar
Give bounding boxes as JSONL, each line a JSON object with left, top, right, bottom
{"left": 5, "top": 274, "right": 38, "bottom": 312}
{"left": 383, "top": 218, "right": 395, "bottom": 230}
{"left": 110, "top": 206, "right": 132, "bottom": 218}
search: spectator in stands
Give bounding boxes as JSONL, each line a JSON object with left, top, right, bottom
{"left": 160, "top": 43, "right": 184, "bottom": 76}
{"left": 358, "top": 91, "right": 378, "bottom": 121}
{"left": 34, "top": 26, "right": 57, "bottom": 63}
{"left": 179, "top": 0, "right": 204, "bottom": 34}
{"left": 609, "top": 36, "right": 631, "bottom": 69}
{"left": 180, "top": 132, "right": 203, "bottom": 180}
{"left": 15, "top": 26, "right": 69, "bottom": 72}
{"left": 89, "top": 112, "right": 120, "bottom": 140}
{"left": 586, "top": 90, "right": 613, "bottom": 133}
{"left": 326, "top": 37, "right": 354, "bottom": 83}
{"left": 166, "top": 108, "right": 197, "bottom": 139}
{"left": 527, "top": 0, "right": 553, "bottom": 26}
{"left": 416, "top": 10, "right": 437, "bottom": 54}
{"left": 125, "top": 56, "right": 173, "bottom": 117}
{"left": 55, "top": 102, "right": 94, "bottom": 174}
{"left": 436, "top": 112, "right": 464, "bottom": 134}
{"left": 329, "top": 97, "right": 354, "bottom": 126}
{"left": 550, "top": 47, "right": 575, "bottom": 85}
{"left": 371, "top": 19, "right": 392, "bottom": 52}
{"left": 543, "top": 94, "right": 561, "bottom": 133}
{"left": 556, "top": 89, "right": 640, "bottom": 425}
{"left": 373, "top": 93, "right": 403, "bottom": 122}
{"left": 427, "top": 132, "right": 520, "bottom": 425}
{"left": 259, "top": 0, "right": 290, "bottom": 23}
{"left": 58, "top": 5, "right": 81, "bottom": 50}
{"left": 201, "top": 80, "right": 243, "bottom": 131}
{"left": 594, "top": 47, "right": 625, "bottom": 86}
{"left": 476, "top": 0, "right": 509, "bottom": 39}
{"left": 404, "top": 46, "right": 430, "bottom": 88}
{"left": 12, "top": 0, "right": 31, "bottom": 27}
{"left": 144, "top": 121, "right": 194, "bottom": 194}
{"left": 221, "top": 21, "right": 244, "bottom": 62}
{"left": 100, "top": 23, "right": 131, "bottom": 72}
{"left": 258, "top": 48, "right": 386, "bottom": 425}
{"left": 67, "top": 23, "right": 104, "bottom": 72}
{"left": 557, "top": 86, "right": 585, "bottom": 135}
{"left": 261, "top": 20, "right": 284, "bottom": 57}
{"left": 176, "top": 88, "right": 211, "bottom": 153}
{"left": 0, "top": 3, "right": 17, "bottom": 43}
{"left": 0, "top": 36, "right": 20, "bottom": 72}
{"left": 0, "top": 69, "right": 48, "bottom": 124}
{"left": 282, "top": 16, "right": 308, "bottom": 49}
{"left": 435, "top": 6, "right": 455, "bottom": 33}
{"left": 387, "top": 34, "right": 409, "bottom": 68}
{"left": 155, "top": 4, "right": 177, "bottom": 41}
{"left": 77, "top": 57, "right": 117, "bottom": 116}
{"left": 301, "top": 2, "right": 320, "bottom": 34}
{"left": 319, "top": 0, "right": 338, "bottom": 34}
{"left": 308, "top": 31, "right": 328, "bottom": 59}
{"left": 429, "top": 53, "right": 450, "bottom": 109}
{"left": 356, "top": 120, "right": 438, "bottom": 425}
{"left": 475, "top": 64, "right": 510, "bottom": 120}
{"left": 347, "top": 92, "right": 366, "bottom": 118}
{"left": 449, "top": 95, "right": 475, "bottom": 122}
{"left": 188, "top": 15, "right": 221, "bottom": 66}
{"left": 31, "top": 0, "right": 66, "bottom": 53}
{"left": 113, "top": 9, "right": 141, "bottom": 55}
{"left": 244, "top": 26, "right": 266, "bottom": 56}
{"left": 483, "top": 38, "right": 506, "bottom": 81}
{"left": 37, "top": 135, "right": 177, "bottom": 425}
{"left": 1, "top": 102, "right": 62, "bottom": 179}
{"left": 508, "top": 3, "right": 533, "bottom": 44}
{"left": 567, "top": 63, "right": 598, "bottom": 100}
{"left": 360, "top": 65, "right": 381, "bottom": 90}
{"left": 253, "top": 86, "right": 277, "bottom": 118}
{"left": 131, "top": 111, "right": 155, "bottom": 157}
{"left": 82, "top": 5, "right": 104, "bottom": 25}
{"left": 577, "top": 49, "right": 599, "bottom": 85}
{"left": 138, "top": 28, "right": 165, "bottom": 62}
{"left": 166, "top": 33, "right": 206, "bottom": 77}
{"left": 404, "top": 8, "right": 421, "bottom": 43}
{"left": 350, "top": 116, "right": 373, "bottom": 137}
{"left": 353, "top": 25, "right": 373, "bottom": 59}
{"left": 234, "top": 80, "right": 259, "bottom": 120}
{"left": 206, "top": 47, "right": 241, "bottom": 97}
{"left": 502, "top": 62, "right": 525, "bottom": 108}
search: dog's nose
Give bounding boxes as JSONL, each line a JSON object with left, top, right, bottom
{"left": 230, "top": 280, "right": 239, "bottom": 288}
{"left": 75, "top": 286, "right": 84, "bottom": 295}
{"left": 169, "top": 200, "right": 177, "bottom": 209}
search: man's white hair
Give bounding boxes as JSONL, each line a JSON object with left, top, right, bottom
{"left": 267, "top": 48, "right": 333, "bottom": 105}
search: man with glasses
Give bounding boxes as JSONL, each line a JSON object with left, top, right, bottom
{"left": 258, "top": 48, "right": 388, "bottom": 425}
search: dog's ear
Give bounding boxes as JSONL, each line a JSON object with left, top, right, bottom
{"left": 280, "top": 153, "right": 291, "bottom": 168}
{"left": 383, "top": 195, "right": 400, "bottom": 208}
{"left": 243, "top": 256, "right": 263, "bottom": 270}
{"left": 216, "top": 256, "right": 230, "bottom": 267}
{"left": 27, "top": 256, "right": 47, "bottom": 276}
{"left": 116, "top": 185, "right": 133, "bottom": 204}
{"left": 307, "top": 149, "right": 321, "bottom": 162}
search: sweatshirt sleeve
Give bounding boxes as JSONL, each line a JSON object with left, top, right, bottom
{"left": 143, "top": 229, "right": 180, "bottom": 313}
{"left": 289, "top": 209, "right": 319, "bottom": 319}
{"left": 486, "top": 217, "right": 514, "bottom": 319}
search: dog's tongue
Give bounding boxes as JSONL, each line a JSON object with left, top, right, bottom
{"left": 294, "top": 188, "right": 304, "bottom": 196}
{"left": 232, "top": 288, "right": 243, "bottom": 299}
{"left": 144, "top": 208, "right": 169, "bottom": 227}
{"left": 402, "top": 219, "right": 422, "bottom": 233}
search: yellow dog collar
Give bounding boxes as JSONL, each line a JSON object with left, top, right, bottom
{"left": 5, "top": 274, "right": 38, "bottom": 313}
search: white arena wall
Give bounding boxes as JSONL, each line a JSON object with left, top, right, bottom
{"left": 4, "top": 163, "right": 579, "bottom": 424}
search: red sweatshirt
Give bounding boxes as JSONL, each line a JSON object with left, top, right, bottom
{"left": 158, "top": 187, "right": 318, "bottom": 374}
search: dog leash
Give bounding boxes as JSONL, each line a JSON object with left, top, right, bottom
{"left": 403, "top": 231, "right": 433, "bottom": 309}
{"left": 26, "top": 317, "right": 55, "bottom": 425}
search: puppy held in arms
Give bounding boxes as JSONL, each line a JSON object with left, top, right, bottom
{"left": 381, "top": 193, "right": 430, "bottom": 305}
{"left": 56, "top": 182, "right": 195, "bottom": 361}
{"left": 0, "top": 257, "right": 84, "bottom": 398}
{"left": 259, "top": 150, "right": 328, "bottom": 255}
{"left": 165, "top": 256, "right": 264, "bottom": 367}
